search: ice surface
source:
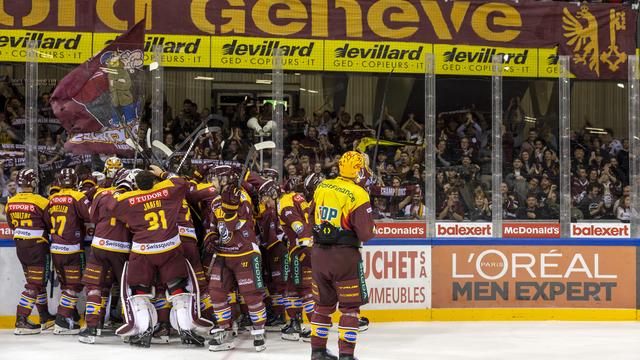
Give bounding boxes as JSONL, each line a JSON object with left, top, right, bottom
{"left": 2, "top": 322, "right": 640, "bottom": 360}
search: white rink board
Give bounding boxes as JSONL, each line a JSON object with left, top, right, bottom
{"left": 0, "top": 244, "right": 432, "bottom": 316}
{"left": 0, "top": 248, "right": 60, "bottom": 316}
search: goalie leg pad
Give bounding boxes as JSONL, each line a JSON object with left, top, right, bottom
{"left": 117, "top": 295, "right": 156, "bottom": 337}
{"left": 168, "top": 293, "right": 194, "bottom": 331}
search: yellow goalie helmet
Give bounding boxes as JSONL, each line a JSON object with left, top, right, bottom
{"left": 104, "top": 156, "right": 123, "bottom": 178}
{"left": 338, "top": 151, "right": 365, "bottom": 179}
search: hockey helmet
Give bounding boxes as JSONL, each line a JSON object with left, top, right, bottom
{"left": 283, "top": 175, "right": 303, "bottom": 193}
{"left": 303, "top": 173, "right": 323, "bottom": 201}
{"left": 104, "top": 156, "right": 123, "bottom": 178}
{"left": 59, "top": 168, "right": 78, "bottom": 188}
{"left": 16, "top": 168, "right": 38, "bottom": 189}
{"left": 338, "top": 151, "right": 365, "bottom": 179}
{"left": 260, "top": 168, "right": 279, "bottom": 181}
{"left": 258, "top": 179, "right": 280, "bottom": 200}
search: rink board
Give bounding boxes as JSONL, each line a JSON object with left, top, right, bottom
{"left": 2, "top": 221, "right": 640, "bottom": 327}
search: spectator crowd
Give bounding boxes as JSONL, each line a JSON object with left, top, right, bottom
{"left": 0, "top": 74, "right": 632, "bottom": 223}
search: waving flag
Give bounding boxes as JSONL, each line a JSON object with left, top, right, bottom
{"left": 51, "top": 20, "right": 146, "bottom": 156}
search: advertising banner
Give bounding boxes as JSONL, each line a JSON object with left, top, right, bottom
{"left": 324, "top": 40, "right": 426, "bottom": 74}
{"left": 502, "top": 223, "right": 560, "bottom": 238}
{"left": 571, "top": 223, "right": 630, "bottom": 238}
{"left": 0, "top": 30, "right": 92, "bottom": 64}
{"left": 362, "top": 245, "right": 431, "bottom": 310}
{"left": 0, "top": 0, "right": 634, "bottom": 79}
{"left": 434, "top": 44, "right": 537, "bottom": 77}
{"left": 93, "top": 33, "right": 211, "bottom": 68}
{"left": 364, "top": 221, "right": 430, "bottom": 310}
{"left": 432, "top": 246, "right": 636, "bottom": 308}
{"left": 211, "top": 36, "right": 323, "bottom": 71}
{"left": 436, "top": 222, "right": 493, "bottom": 238}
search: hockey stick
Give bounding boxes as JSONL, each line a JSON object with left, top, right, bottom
{"left": 371, "top": 68, "right": 395, "bottom": 171}
{"left": 170, "top": 118, "right": 208, "bottom": 159}
{"left": 152, "top": 140, "right": 173, "bottom": 158}
{"left": 175, "top": 126, "right": 211, "bottom": 174}
{"left": 237, "top": 141, "right": 276, "bottom": 188}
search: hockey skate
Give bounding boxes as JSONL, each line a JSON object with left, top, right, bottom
{"left": 238, "top": 312, "right": 252, "bottom": 332}
{"left": 359, "top": 317, "right": 369, "bottom": 332}
{"left": 180, "top": 330, "right": 205, "bottom": 347}
{"left": 208, "top": 328, "right": 235, "bottom": 352}
{"left": 39, "top": 312, "right": 56, "bottom": 331}
{"left": 265, "top": 312, "right": 286, "bottom": 332}
{"left": 14, "top": 315, "right": 41, "bottom": 335}
{"left": 281, "top": 317, "right": 310, "bottom": 341}
{"left": 129, "top": 327, "right": 153, "bottom": 348}
{"left": 311, "top": 349, "right": 338, "bottom": 360}
{"left": 151, "top": 322, "right": 171, "bottom": 344}
{"left": 53, "top": 314, "right": 81, "bottom": 335}
{"left": 252, "top": 328, "right": 267, "bottom": 352}
{"left": 339, "top": 355, "right": 358, "bottom": 360}
{"left": 78, "top": 326, "right": 98, "bottom": 344}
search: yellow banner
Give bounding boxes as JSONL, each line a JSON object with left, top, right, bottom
{"left": 93, "top": 33, "right": 210, "bottom": 68}
{"left": 537, "top": 48, "right": 576, "bottom": 78}
{"left": 324, "top": 40, "right": 426, "bottom": 74}
{"left": 0, "top": 30, "right": 92, "bottom": 64}
{"left": 434, "top": 44, "right": 537, "bottom": 77}
{"left": 211, "top": 36, "right": 323, "bottom": 71}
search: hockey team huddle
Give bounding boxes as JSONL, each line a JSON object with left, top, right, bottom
{"left": 6, "top": 150, "right": 376, "bottom": 360}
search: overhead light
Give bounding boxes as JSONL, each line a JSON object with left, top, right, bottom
{"left": 585, "top": 127, "right": 605, "bottom": 131}
{"left": 149, "top": 61, "right": 159, "bottom": 71}
{"left": 194, "top": 76, "right": 215, "bottom": 81}
{"left": 617, "top": 83, "right": 625, "bottom": 88}
{"left": 524, "top": 116, "right": 536, "bottom": 123}
{"left": 256, "top": 79, "right": 272, "bottom": 84}
{"left": 300, "top": 88, "right": 306, "bottom": 91}
{"left": 294, "top": 73, "right": 301, "bottom": 76}
{"left": 590, "top": 130, "right": 608, "bottom": 135}
{"left": 307, "top": 90, "right": 319, "bottom": 94}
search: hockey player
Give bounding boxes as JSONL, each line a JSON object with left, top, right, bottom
{"left": 78, "top": 169, "right": 134, "bottom": 344}
{"left": 181, "top": 179, "right": 220, "bottom": 324}
{"left": 310, "top": 151, "right": 376, "bottom": 360}
{"left": 6, "top": 169, "right": 55, "bottom": 334}
{"left": 255, "top": 179, "right": 287, "bottom": 331}
{"left": 110, "top": 166, "right": 211, "bottom": 348}
{"left": 48, "top": 168, "right": 91, "bottom": 335}
{"left": 205, "top": 167, "right": 268, "bottom": 353}
{"left": 103, "top": 156, "right": 123, "bottom": 188}
{"left": 305, "top": 173, "right": 370, "bottom": 333}
{"left": 278, "top": 176, "right": 315, "bottom": 342}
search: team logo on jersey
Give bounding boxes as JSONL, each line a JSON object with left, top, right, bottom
{"left": 242, "top": 230, "right": 249, "bottom": 238}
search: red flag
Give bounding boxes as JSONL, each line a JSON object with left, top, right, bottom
{"left": 51, "top": 20, "right": 146, "bottom": 156}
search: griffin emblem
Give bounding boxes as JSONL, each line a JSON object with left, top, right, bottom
{"left": 563, "top": 5, "right": 600, "bottom": 76}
